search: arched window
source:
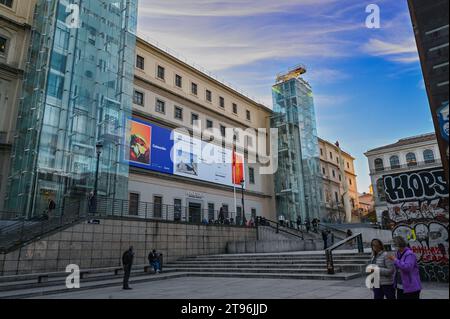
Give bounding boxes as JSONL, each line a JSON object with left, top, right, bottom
{"left": 374, "top": 158, "right": 384, "bottom": 172}
{"left": 390, "top": 155, "right": 400, "bottom": 169}
{"left": 376, "top": 179, "right": 386, "bottom": 202}
{"left": 406, "top": 153, "right": 417, "bottom": 167}
{"left": 423, "top": 149, "right": 435, "bottom": 164}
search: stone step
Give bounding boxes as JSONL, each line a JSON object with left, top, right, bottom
{"left": 171, "top": 258, "right": 369, "bottom": 265}
{"left": 0, "top": 268, "right": 179, "bottom": 292}
{"left": 165, "top": 263, "right": 365, "bottom": 270}
{"left": 179, "top": 257, "right": 370, "bottom": 263}
{"left": 162, "top": 267, "right": 341, "bottom": 274}
{"left": 0, "top": 272, "right": 188, "bottom": 299}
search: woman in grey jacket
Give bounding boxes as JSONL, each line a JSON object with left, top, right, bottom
{"left": 370, "top": 238, "right": 395, "bottom": 299}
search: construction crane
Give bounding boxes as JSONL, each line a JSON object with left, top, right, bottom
{"left": 276, "top": 64, "right": 307, "bottom": 84}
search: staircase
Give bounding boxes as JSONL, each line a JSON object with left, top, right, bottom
{"left": 164, "top": 251, "right": 371, "bottom": 280}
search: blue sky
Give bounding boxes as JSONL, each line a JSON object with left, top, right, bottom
{"left": 137, "top": 0, "right": 434, "bottom": 193}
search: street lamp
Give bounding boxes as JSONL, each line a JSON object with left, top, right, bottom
{"left": 93, "top": 142, "right": 103, "bottom": 214}
{"left": 240, "top": 179, "right": 246, "bottom": 226}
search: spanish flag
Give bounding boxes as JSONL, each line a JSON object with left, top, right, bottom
{"left": 232, "top": 148, "right": 244, "bottom": 185}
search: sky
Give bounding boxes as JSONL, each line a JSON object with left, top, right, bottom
{"left": 136, "top": 0, "right": 435, "bottom": 194}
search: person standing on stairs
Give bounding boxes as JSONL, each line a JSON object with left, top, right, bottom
{"left": 122, "top": 246, "right": 135, "bottom": 290}
{"left": 370, "top": 238, "right": 395, "bottom": 299}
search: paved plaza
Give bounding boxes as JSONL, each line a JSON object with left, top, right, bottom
{"left": 33, "top": 277, "right": 449, "bottom": 299}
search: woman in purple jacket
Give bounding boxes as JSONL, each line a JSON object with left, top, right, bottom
{"left": 388, "top": 236, "right": 422, "bottom": 299}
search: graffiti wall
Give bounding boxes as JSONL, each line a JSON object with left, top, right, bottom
{"left": 383, "top": 167, "right": 449, "bottom": 282}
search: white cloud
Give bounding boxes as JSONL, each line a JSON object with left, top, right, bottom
{"left": 138, "top": 0, "right": 339, "bottom": 17}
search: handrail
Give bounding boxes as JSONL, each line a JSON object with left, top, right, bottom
{"left": 318, "top": 223, "right": 348, "bottom": 237}
{"left": 325, "top": 232, "right": 364, "bottom": 274}
{"left": 256, "top": 217, "right": 304, "bottom": 240}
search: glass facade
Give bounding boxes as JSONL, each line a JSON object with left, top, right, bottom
{"left": 271, "top": 76, "right": 323, "bottom": 222}
{"left": 6, "top": 0, "right": 137, "bottom": 218}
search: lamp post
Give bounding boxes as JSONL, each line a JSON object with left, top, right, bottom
{"left": 93, "top": 142, "right": 103, "bottom": 214}
{"left": 240, "top": 179, "right": 246, "bottom": 226}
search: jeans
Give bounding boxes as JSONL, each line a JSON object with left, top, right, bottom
{"left": 151, "top": 260, "right": 161, "bottom": 272}
{"left": 373, "top": 285, "right": 396, "bottom": 299}
{"left": 123, "top": 265, "right": 131, "bottom": 288}
{"left": 397, "top": 289, "right": 420, "bottom": 299}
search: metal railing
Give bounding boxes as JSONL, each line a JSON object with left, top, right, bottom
{"left": 256, "top": 217, "right": 305, "bottom": 240}
{"left": 0, "top": 197, "right": 257, "bottom": 253}
{"left": 325, "top": 232, "right": 364, "bottom": 274}
{"left": 370, "top": 160, "right": 440, "bottom": 175}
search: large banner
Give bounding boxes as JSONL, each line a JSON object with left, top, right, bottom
{"left": 126, "top": 118, "right": 245, "bottom": 188}
{"left": 383, "top": 167, "right": 449, "bottom": 282}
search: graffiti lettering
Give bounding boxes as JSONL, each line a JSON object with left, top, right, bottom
{"left": 384, "top": 169, "right": 448, "bottom": 203}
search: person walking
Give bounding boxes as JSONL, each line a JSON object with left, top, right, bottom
{"left": 122, "top": 246, "right": 134, "bottom": 290}
{"left": 46, "top": 198, "right": 56, "bottom": 219}
{"left": 326, "top": 230, "right": 334, "bottom": 248}
{"left": 322, "top": 229, "right": 328, "bottom": 250}
{"left": 218, "top": 207, "right": 225, "bottom": 224}
{"left": 305, "top": 219, "right": 311, "bottom": 233}
{"left": 296, "top": 216, "right": 302, "bottom": 231}
{"left": 388, "top": 236, "right": 422, "bottom": 299}
{"left": 148, "top": 249, "right": 162, "bottom": 273}
{"left": 370, "top": 239, "right": 395, "bottom": 299}
{"left": 278, "top": 214, "right": 285, "bottom": 227}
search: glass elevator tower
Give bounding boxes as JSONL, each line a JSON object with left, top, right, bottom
{"left": 6, "top": 0, "right": 137, "bottom": 218}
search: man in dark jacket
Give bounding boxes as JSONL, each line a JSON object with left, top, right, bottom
{"left": 122, "top": 246, "right": 134, "bottom": 290}
{"left": 148, "top": 249, "right": 162, "bottom": 273}
{"left": 322, "top": 230, "right": 328, "bottom": 250}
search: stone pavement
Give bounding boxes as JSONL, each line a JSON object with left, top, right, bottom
{"left": 33, "top": 277, "right": 449, "bottom": 299}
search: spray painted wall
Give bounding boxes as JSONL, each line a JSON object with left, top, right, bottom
{"left": 382, "top": 167, "right": 449, "bottom": 282}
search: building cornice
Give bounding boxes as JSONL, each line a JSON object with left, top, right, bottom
{"left": 136, "top": 37, "right": 273, "bottom": 114}
{"left": 134, "top": 75, "right": 264, "bottom": 130}
{"left": 130, "top": 166, "right": 273, "bottom": 199}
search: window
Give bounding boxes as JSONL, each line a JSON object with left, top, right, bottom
{"left": 133, "top": 90, "right": 144, "bottom": 106}
{"left": 155, "top": 99, "right": 165, "bottom": 114}
{"left": 174, "top": 106, "right": 183, "bottom": 120}
{"left": 423, "top": 149, "right": 435, "bottom": 164}
{"left": 322, "top": 167, "right": 326, "bottom": 175}
{"left": 222, "top": 204, "right": 229, "bottom": 218}
{"left": 206, "top": 119, "right": 213, "bottom": 129}
{"left": 347, "top": 162, "right": 350, "bottom": 169}
{"left": 0, "top": 0, "right": 13, "bottom": 8}
{"left": 249, "top": 167, "right": 255, "bottom": 184}
{"left": 153, "top": 196, "right": 163, "bottom": 218}
{"left": 47, "top": 73, "right": 65, "bottom": 99}
{"left": 334, "top": 192, "right": 339, "bottom": 204}
{"left": 191, "top": 113, "right": 199, "bottom": 125}
{"left": 219, "top": 96, "right": 225, "bottom": 108}
{"left": 329, "top": 152, "right": 333, "bottom": 160}
{"left": 320, "top": 149, "right": 323, "bottom": 156}
{"left": 129, "top": 193, "right": 139, "bottom": 216}
{"left": 136, "top": 55, "right": 144, "bottom": 70}
{"left": 206, "top": 90, "right": 212, "bottom": 102}
{"left": 349, "top": 179, "right": 352, "bottom": 186}
{"left": 332, "top": 170, "right": 336, "bottom": 178}
{"left": 390, "top": 155, "right": 400, "bottom": 169}
{"left": 251, "top": 208, "right": 257, "bottom": 219}
{"left": 406, "top": 153, "right": 417, "bottom": 167}
{"left": 174, "top": 199, "right": 182, "bottom": 221}
{"left": 208, "top": 203, "right": 215, "bottom": 221}
{"left": 175, "top": 74, "right": 182, "bottom": 88}
{"left": 0, "top": 36, "right": 8, "bottom": 55}
{"left": 157, "top": 65, "right": 165, "bottom": 80}
{"left": 220, "top": 125, "right": 226, "bottom": 137}
{"left": 232, "top": 103, "right": 238, "bottom": 114}
{"left": 191, "top": 82, "right": 198, "bottom": 95}
{"left": 246, "top": 110, "right": 251, "bottom": 121}
{"left": 374, "top": 158, "right": 384, "bottom": 172}
{"left": 246, "top": 135, "right": 253, "bottom": 147}
{"left": 376, "top": 179, "right": 386, "bottom": 202}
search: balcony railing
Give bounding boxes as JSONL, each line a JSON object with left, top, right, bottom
{"left": 370, "top": 160, "right": 439, "bottom": 175}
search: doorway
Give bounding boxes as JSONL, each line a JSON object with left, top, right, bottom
{"left": 188, "top": 202, "right": 202, "bottom": 223}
